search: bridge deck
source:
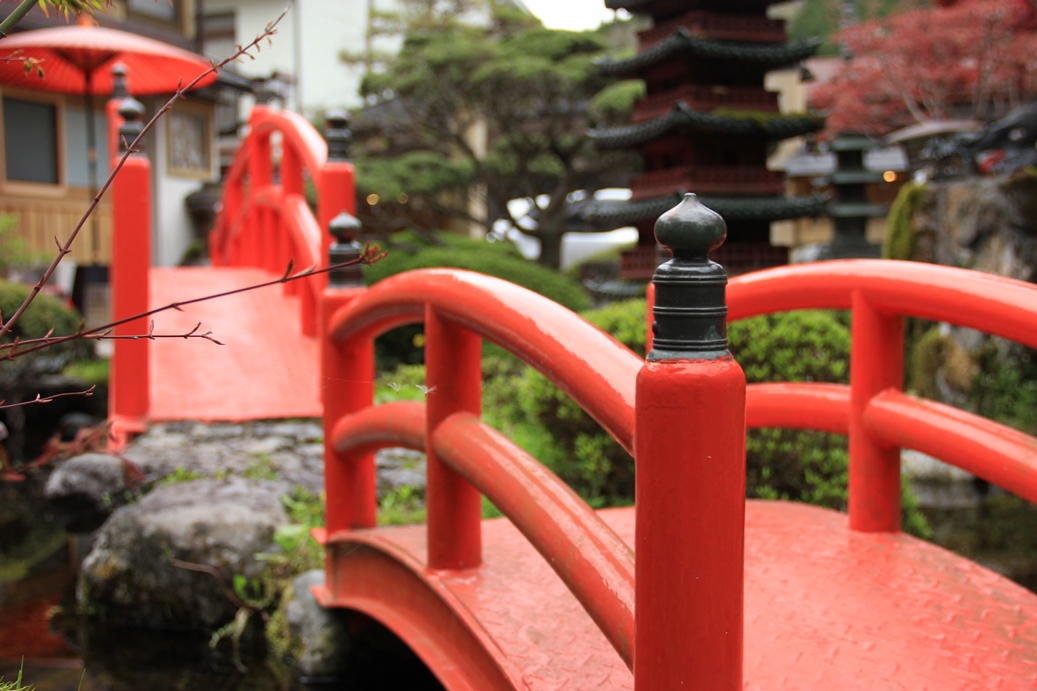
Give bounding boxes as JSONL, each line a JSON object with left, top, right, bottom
{"left": 319, "top": 500, "right": 1037, "bottom": 690}
{"left": 147, "top": 267, "right": 321, "bottom": 422}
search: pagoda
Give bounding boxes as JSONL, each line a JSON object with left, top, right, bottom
{"left": 582, "top": 0, "right": 827, "bottom": 277}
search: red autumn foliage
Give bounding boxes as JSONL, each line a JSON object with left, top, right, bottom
{"left": 811, "top": 0, "right": 1037, "bottom": 136}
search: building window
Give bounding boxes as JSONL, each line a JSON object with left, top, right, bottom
{"left": 3, "top": 97, "right": 59, "bottom": 184}
{"left": 167, "top": 104, "right": 212, "bottom": 176}
{"left": 127, "top": 0, "right": 179, "bottom": 22}
{"left": 202, "top": 12, "right": 237, "bottom": 63}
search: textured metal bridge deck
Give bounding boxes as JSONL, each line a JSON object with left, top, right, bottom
{"left": 319, "top": 500, "right": 1037, "bottom": 689}
{"left": 147, "top": 267, "right": 321, "bottom": 421}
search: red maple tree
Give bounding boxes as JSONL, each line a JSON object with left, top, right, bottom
{"left": 810, "top": 0, "right": 1037, "bottom": 136}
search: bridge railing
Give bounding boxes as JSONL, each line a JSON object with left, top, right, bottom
{"left": 320, "top": 194, "right": 1037, "bottom": 688}
{"left": 727, "top": 260, "right": 1037, "bottom": 531}
{"left": 320, "top": 267, "right": 641, "bottom": 668}
{"left": 209, "top": 107, "right": 355, "bottom": 336}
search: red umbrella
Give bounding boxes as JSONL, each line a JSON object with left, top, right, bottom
{"left": 0, "top": 18, "right": 217, "bottom": 96}
{"left": 0, "top": 17, "right": 217, "bottom": 259}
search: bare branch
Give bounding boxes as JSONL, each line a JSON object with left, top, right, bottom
{"left": 0, "top": 386, "right": 95, "bottom": 411}
{"left": 0, "top": 250, "right": 383, "bottom": 362}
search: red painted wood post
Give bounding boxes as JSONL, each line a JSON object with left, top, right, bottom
{"left": 318, "top": 111, "right": 357, "bottom": 292}
{"left": 635, "top": 194, "right": 746, "bottom": 690}
{"left": 246, "top": 104, "right": 273, "bottom": 269}
{"left": 321, "top": 212, "right": 375, "bottom": 534}
{"left": 109, "top": 96, "right": 151, "bottom": 445}
{"left": 425, "top": 308, "right": 482, "bottom": 571}
{"left": 848, "top": 293, "right": 904, "bottom": 532}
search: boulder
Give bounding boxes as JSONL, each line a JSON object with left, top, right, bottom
{"left": 277, "top": 570, "right": 351, "bottom": 678}
{"left": 77, "top": 477, "right": 288, "bottom": 629}
{"left": 45, "top": 452, "right": 132, "bottom": 533}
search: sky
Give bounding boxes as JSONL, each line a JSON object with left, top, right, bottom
{"left": 519, "top": 0, "right": 619, "bottom": 31}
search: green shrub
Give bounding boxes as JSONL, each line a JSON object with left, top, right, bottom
{"left": 0, "top": 281, "right": 93, "bottom": 459}
{"left": 366, "top": 230, "right": 590, "bottom": 368}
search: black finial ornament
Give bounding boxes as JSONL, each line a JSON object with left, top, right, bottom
{"left": 111, "top": 63, "right": 129, "bottom": 99}
{"left": 648, "top": 193, "right": 730, "bottom": 361}
{"left": 325, "top": 110, "right": 352, "bottom": 161}
{"left": 328, "top": 211, "right": 364, "bottom": 287}
{"left": 117, "top": 96, "right": 146, "bottom": 154}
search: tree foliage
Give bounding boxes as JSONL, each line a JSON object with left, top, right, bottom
{"left": 811, "top": 0, "right": 1037, "bottom": 136}
{"left": 352, "top": 9, "right": 638, "bottom": 268}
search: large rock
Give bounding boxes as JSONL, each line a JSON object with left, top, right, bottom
{"left": 45, "top": 453, "right": 132, "bottom": 533}
{"left": 277, "top": 570, "right": 351, "bottom": 678}
{"left": 77, "top": 477, "right": 289, "bottom": 629}
{"left": 911, "top": 173, "right": 1037, "bottom": 280}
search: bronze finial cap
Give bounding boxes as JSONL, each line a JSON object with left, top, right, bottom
{"left": 325, "top": 110, "right": 352, "bottom": 161}
{"left": 648, "top": 193, "right": 730, "bottom": 361}
{"left": 117, "top": 97, "right": 146, "bottom": 154}
{"left": 328, "top": 211, "right": 364, "bottom": 287}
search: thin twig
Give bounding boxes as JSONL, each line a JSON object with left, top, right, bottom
{"left": 0, "top": 386, "right": 95, "bottom": 410}
{"left": 0, "top": 244, "right": 384, "bottom": 362}
{"left": 0, "top": 7, "right": 290, "bottom": 343}
{"left": 169, "top": 558, "right": 249, "bottom": 611}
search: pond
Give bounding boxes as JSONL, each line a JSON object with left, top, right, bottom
{"left": 0, "top": 480, "right": 445, "bottom": 691}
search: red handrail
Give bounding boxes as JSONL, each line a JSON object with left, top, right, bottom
{"left": 321, "top": 258, "right": 1037, "bottom": 686}
{"left": 330, "top": 402, "right": 636, "bottom": 667}
{"left": 209, "top": 105, "right": 356, "bottom": 336}
{"left": 322, "top": 269, "right": 642, "bottom": 666}
{"left": 729, "top": 259, "right": 1037, "bottom": 531}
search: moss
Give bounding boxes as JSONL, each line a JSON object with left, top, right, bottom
{"left": 710, "top": 108, "right": 824, "bottom": 128}
{"left": 908, "top": 326, "right": 949, "bottom": 398}
{"left": 883, "top": 181, "right": 929, "bottom": 260}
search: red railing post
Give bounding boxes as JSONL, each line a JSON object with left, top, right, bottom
{"left": 848, "top": 293, "right": 904, "bottom": 532}
{"left": 425, "top": 307, "right": 482, "bottom": 571}
{"left": 635, "top": 195, "right": 746, "bottom": 690}
{"left": 109, "top": 96, "right": 151, "bottom": 447}
{"left": 321, "top": 212, "right": 375, "bottom": 534}
{"left": 318, "top": 111, "right": 357, "bottom": 291}
{"left": 246, "top": 104, "right": 273, "bottom": 269}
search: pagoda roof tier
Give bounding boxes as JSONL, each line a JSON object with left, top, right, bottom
{"left": 599, "top": 29, "right": 822, "bottom": 77}
{"left": 576, "top": 192, "right": 830, "bottom": 228}
{"left": 588, "top": 102, "right": 823, "bottom": 149}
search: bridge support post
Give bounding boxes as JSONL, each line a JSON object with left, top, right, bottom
{"left": 246, "top": 104, "right": 273, "bottom": 270}
{"left": 109, "top": 95, "right": 151, "bottom": 447}
{"left": 424, "top": 309, "right": 482, "bottom": 570}
{"left": 848, "top": 294, "right": 904, "bottom": 532}
{"left": 635, "top": 194, "right": 746, "bottom": 690}
{"left": 321, "top": 213, "right": 375, "bottom": 534}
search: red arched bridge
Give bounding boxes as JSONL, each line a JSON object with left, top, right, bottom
{"left": 106, "top": 100, "right": 1037, "bottom": 688}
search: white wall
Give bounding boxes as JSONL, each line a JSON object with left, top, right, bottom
{"left": 144, "top": 96, "right": 218, "bottom": 267}
{"left": 204, "top": 0, "right": 375, "bottom": 118}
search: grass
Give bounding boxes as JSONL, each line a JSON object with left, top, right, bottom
{"left": 0, "top": 663, "right": 33, "bottom": 691}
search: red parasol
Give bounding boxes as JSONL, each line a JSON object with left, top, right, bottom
{"left": 0, "top": 18, "right": 217, "bottom": 96}
{"left": 0, "top": 17, "right": 217, "bottom": 259}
